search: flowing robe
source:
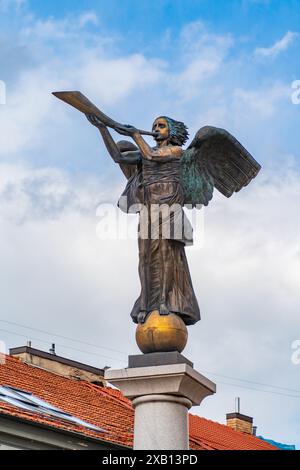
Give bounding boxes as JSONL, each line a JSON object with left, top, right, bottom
{"left": 117, "top": 142, "right": 200, "bottom": 326}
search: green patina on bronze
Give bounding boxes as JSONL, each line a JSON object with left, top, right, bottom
{"left": 181, "top": 147, "right": 214, "bottom": 207}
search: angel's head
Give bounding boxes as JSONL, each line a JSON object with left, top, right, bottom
{"left": 152, "top": 116, "right": 189, "bottom": 146}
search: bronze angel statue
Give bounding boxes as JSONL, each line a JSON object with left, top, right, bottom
{"left": 53, "top": 92, "right": 261, "bottom": 327}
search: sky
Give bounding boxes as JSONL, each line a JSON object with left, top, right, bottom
{"left": 0, "top": 0, "right": 300, "bottom": 448}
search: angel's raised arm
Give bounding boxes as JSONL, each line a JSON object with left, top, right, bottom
{"left": 135, "top": 136, "right": 182, "bottom": 161}
{"left": 86, "top": 114, "right": 141, "bottom": 165}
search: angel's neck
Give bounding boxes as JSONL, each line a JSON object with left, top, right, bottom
{"left": 157, "top": 138, "right": 169, "bottom": 148}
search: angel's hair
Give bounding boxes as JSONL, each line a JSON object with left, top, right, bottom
{"left": 155, "top": 116, "right": 189, "bottom": 146}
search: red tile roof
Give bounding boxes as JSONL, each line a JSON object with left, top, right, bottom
{"left": 0, "top": 354, "right": 276, "bottom": 450}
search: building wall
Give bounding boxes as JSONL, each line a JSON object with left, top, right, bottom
{"left": 12, "top": 352, "right": 105, "bottom": 385}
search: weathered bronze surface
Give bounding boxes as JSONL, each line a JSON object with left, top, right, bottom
{"left": 136, "top": 310, "right": 188, "bottom": 354}
{"left": 53, "top": 91, "right": 261, "bottom": 353}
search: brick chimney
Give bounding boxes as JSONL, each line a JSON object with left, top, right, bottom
{"left": 9, "top": 345, "right": 106, "bottom": 386}
{"left": 226, "top": 398, "right": 254, "bottom": 434}
{"left": 226, "top": 412, "right": 253, "bottom": 434}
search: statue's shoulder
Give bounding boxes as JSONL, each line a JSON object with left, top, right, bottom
{"left": 168, "top": 144, "right": 183, "bottom": 157}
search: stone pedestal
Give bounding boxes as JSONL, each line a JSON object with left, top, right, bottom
{"left": 105, "top": 354, "right": 216, "bottom": 450}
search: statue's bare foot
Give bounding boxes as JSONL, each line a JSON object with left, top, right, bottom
{"left": 159, "top": 302, "right": 170, "bottom": 316}
{"left": 137, "top": 311, "right": 148, "bottom": 324}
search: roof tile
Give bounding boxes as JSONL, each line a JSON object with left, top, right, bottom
{"left": 0, "top": 355, "right": 276, "bottom": 450}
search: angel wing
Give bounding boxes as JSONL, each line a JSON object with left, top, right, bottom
{"left": 181, "top": 126, "right": 261, "bottom": 207}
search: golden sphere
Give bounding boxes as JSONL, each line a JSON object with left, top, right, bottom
{"left": 136, "top": 310, "right": 188, "bottom": 354}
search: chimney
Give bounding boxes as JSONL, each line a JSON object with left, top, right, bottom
{"left": 226, "top": 398, "right": 254, "bottom": 435}
{"left": 226, "top": 412, "right": 253, "bottom": 434}
{"left": 9, "top": 345, "right": 106, "bottom": 386}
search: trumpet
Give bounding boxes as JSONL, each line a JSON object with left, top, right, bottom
{"left": 52, "top": 91, "right": 155, "bottom": 136}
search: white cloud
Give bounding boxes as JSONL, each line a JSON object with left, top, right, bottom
{"left": 0, "top": 9, "right": 299, "bottom": 448}
{"left": 0, "top": 161, "right": 300, "bottom": 446}
{"left": 21, "top": 11, "right": 99, "bottom": 39}
{"left": 0, "top": 0, "right": 26, "bottom": 12}
{"left": 234, "top": 83, "right": 290, "bottom": 117}
{"left": 0, "top": 66, "right": 69, "bottom": 155}
{"left": 77, "top": 54, "right": 166, "bottom": 106}
{"left": 0, "top": 162, "right": 138, "bottom": 366}
{"left": 179, "top": 20, "right": 234, "bottom": 56}
{"left": 174, "top": 21, "right": 234, "bottom": 101}
{"left": 78, "top": 11, "right": 99, "bottom": 28}
{"left": 22, "top": 18, "right": 71, "bottom": 39}
{"left": 2, "top": 12, "right": 292, "bottom": 166}
{"left": 0, "top": 52, "right": 167, "bottom": 158}
{"left": 255, "top": 31, "right": 299, "bottom": 59}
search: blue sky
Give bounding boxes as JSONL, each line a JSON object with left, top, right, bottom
{"left": 3, "top": 0, "right": 300, "bottom": 72}
{"left": 22, "top": 0, "right": 300, "bottom": 44}
{"left": 0, "top": 0, "right": 299, "bottom": 174}
{"left": 0, "top": 0, "right": 300, "bottom": 448}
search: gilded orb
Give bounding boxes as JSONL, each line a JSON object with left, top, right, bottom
{"left": 136, "top": 310, "right": 188, "bottom": 354}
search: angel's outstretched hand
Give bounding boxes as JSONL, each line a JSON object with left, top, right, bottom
{"left": 115, "top": 124, "right": 139, "bottom": 136}
{"left": 85, "top": 114, "right": 106, "bottom": 129}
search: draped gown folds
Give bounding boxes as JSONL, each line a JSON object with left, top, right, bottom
{"left": 117, "top": 141, "right": 200, "bottom": 326}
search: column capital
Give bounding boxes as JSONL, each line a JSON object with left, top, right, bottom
{"left": 105, "top": 363, "right": 216, "bottom": 406}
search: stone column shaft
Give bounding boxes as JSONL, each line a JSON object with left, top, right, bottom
{"left": 105, "top": 361, "right": 216, "bottom": 451}
{"left": 133, "top": 394, "right": 192, "bottom": 450}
